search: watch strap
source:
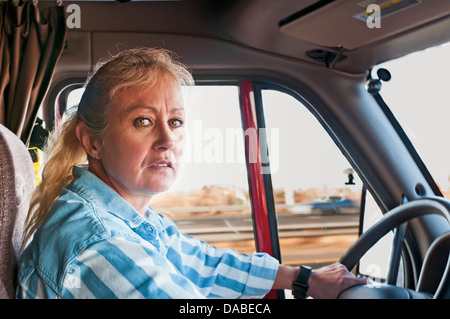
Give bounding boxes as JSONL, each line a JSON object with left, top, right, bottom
{"left": 292, "top": 265, "right": 312, "bottom": 299}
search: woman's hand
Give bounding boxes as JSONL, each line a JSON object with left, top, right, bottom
{"left": 307, "top": 263, "right": 368, "bottom": 299}
{"left": 273, "top": 262, "right": 367, "bottom": 299}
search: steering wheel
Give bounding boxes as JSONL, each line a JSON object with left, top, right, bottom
{"left": 337, "top": 199, "right": 450, "bottom": 299}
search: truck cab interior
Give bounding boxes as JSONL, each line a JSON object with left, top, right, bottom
{"left": 0, "top": 0, "right": 449, "bottom": 299}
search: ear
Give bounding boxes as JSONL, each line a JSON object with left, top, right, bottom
{"left": 75, "top": 122, "right": 102, "bottom": 160}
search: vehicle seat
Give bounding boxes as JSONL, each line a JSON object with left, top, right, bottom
{"left": 0, "top": 124, "right": 35, "bottom": 298}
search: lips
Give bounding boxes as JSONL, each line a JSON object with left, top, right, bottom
{"left": 149, "top": 159, "right": 173, "bottom": 169}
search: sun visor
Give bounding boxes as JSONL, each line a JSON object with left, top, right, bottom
{"left": 279, "top": 0, "right": 449, "bottom": 50}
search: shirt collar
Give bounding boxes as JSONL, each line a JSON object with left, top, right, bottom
{"left": 70, "top": 165, "right": 150, "bottom": 228}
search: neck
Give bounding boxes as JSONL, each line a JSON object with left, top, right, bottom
{"left": 87, "top": 159, "right": 153, "bottom": 215}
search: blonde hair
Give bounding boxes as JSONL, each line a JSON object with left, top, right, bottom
{"left": 22, "top": 47, "right": 194, "bottom": 247}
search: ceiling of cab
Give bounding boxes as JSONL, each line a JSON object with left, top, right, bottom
{"left": 48, "top": 0, "right": 450, "bottom": 74}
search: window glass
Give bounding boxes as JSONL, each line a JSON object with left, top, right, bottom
{"left": 374, "top": 42, "right": 450, "bottom": 199}
{"left": 67, "top": 87, "right": 84, "bottom": 110}
{"left": 261, "top": 89, "right": 363, "bottom": 269}
{"left": 67, "top": 85, "right": 254, "bottom": 254}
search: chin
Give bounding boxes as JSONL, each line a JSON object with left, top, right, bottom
{"left": 146, "top": 182, "right": 173, "bottom": 194}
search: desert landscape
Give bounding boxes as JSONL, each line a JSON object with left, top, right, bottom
{"left": 150, "top": 184, "right": 362, "bottom": 215}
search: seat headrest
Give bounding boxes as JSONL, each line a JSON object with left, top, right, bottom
{"left": 0, "top": 124, "right": 35, "bottom": 299}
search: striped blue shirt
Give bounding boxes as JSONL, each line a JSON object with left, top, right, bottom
{"left": 17, "top": 166, "right": 279, "bottom": 299}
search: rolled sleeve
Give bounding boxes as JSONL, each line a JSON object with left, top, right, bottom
{"left": 241, "top": 253, "right": 279, "bottom": 298}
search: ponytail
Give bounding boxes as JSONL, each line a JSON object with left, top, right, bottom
{"left": 22, "top": 111, "right": 87, "bottom": 248}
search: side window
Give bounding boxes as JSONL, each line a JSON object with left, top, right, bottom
{"left": 261, "top": 89, "right": 390, "bottom": 277}
{"left": 67, "top": 87, "right": 84, "bottom": 110}
{"left": 262, "top": 89, "right": 362, "bottom": 268}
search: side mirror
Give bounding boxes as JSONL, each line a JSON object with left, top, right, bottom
{"left": 343, "top": 168, "right": 356, "bottom": 185}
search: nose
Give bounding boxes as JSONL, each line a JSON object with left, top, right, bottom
{"left": 152, "top": 122, "right": 177, "bottom": 151}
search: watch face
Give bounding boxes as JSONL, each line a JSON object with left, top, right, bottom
{"left": 301, "top": 265, "right": 312, "bottom": 272}
{"left": 297, "top": 265, "right": 312, "bottom": 282}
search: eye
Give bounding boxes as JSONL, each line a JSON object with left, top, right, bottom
{"left": 169, "top": 118, "right": 184, "bottom": 128}
{"left": 133, "top": 117, "right": 152, "bottom": 128}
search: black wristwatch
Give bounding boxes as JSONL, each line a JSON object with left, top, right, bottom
{"left": 292, "top": 265, "right": 312, "bottom": 299}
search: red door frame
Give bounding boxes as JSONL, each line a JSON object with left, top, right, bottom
{"left": 240, "top": 81, "right": 279, "bottom": 299}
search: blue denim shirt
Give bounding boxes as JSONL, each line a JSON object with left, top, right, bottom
{"left": 17, "top": 166, "right": 279, "bottom": 299}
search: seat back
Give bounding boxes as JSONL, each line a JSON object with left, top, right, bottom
{"left": 0, "top": 124, "right": 35, "bottom": 299}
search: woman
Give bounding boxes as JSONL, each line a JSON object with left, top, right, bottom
{"left": 18, "top": 48, "right": 366, "bottom": 299}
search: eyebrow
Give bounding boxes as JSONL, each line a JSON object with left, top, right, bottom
{"left": 121, "top": 105, "right": 185, "bottom": 117}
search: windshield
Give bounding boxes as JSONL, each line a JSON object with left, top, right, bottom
{"left": 374, "top": 42, "right": 450, "bottom": 199}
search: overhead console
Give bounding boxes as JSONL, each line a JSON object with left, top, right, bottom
{"left": 279, "top": 0, "right": 449, "bottom": 50}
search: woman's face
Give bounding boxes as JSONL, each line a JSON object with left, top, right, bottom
{"left": 92, "top": 73, "right": 186, "bottom": 211}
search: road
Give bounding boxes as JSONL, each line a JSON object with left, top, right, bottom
{"left": 170, "top": 208, "right": 360, "bottom": 268}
